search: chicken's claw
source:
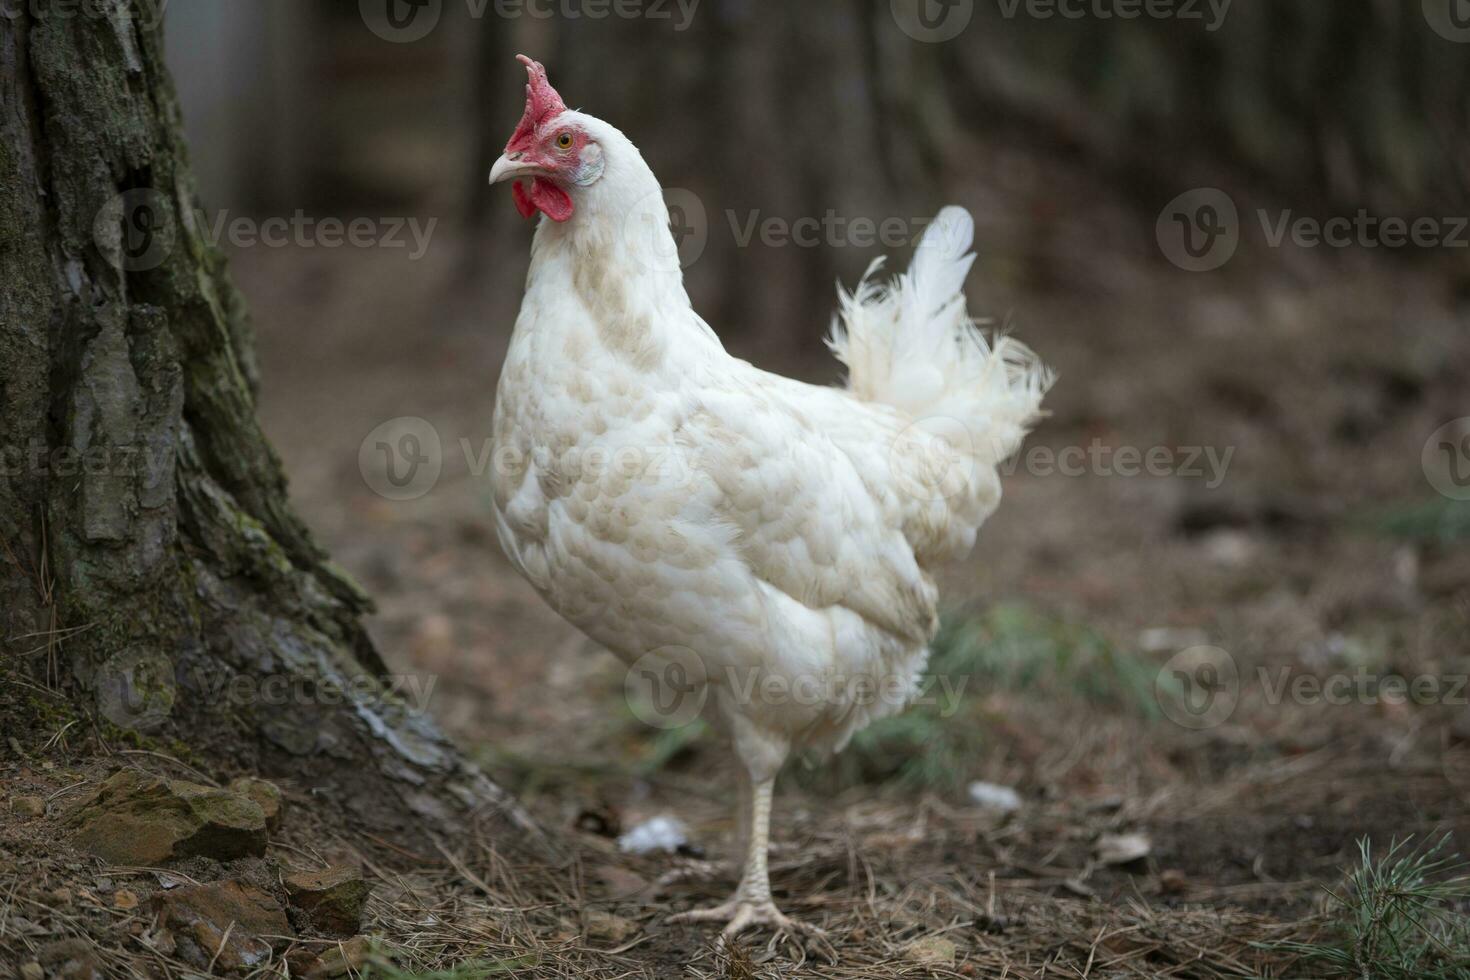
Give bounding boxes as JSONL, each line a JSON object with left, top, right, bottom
{"left": 670, "top": 900, "right": 834, "bottom": 963}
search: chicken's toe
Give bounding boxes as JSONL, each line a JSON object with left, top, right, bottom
{"left": 672, "top": 900, "right": 833, "bottom": 962}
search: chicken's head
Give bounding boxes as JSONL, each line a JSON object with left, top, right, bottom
{"left": 488, "top": 56, "right": 604, "bottom": 223}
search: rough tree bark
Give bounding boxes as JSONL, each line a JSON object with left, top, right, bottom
{"left": 0, "top": 1, "right": 534, "bottom": 848}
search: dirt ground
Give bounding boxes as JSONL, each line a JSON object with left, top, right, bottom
{"left": 4, "top": 159, "right": 1470, "bottom": 977}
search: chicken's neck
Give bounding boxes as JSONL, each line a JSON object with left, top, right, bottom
{"left": 521, "top": 147, "right": 722, "bottom": 372}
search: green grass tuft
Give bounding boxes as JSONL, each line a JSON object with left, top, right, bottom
{"left": 1369, "top": 499, "right": 1470, "bottom": 544}
{"left": 933, "top": 603, "right": 1160, "bottom": 716}
{"left": 1267, "top": 835, "right": 1470, "bottom": 979}
{"left": 796, "top": 603, "right": 1159, "bottom": 792}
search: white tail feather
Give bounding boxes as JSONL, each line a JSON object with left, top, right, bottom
{"left": 825, "top": 206, "right": 1051, "bottom": 465}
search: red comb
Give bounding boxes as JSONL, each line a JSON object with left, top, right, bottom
{"left": 506, "top": 55, "right": 567, "bottom": 153}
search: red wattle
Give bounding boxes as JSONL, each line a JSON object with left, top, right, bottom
{"left": 512, "top": 180, "right": 537, "bottom": 219}
{"left": 530, "top": 178, "right": 572, "bottom": 222}
{"left": 511, "top": 177, "right": 572, "bottom": 222}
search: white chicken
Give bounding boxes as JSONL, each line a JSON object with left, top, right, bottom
{"left": 487, "top": 56, "right": 1049, "bottom": 942}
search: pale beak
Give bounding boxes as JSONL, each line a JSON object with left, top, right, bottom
{"left": 489, "top": 153, "right": 543, "bottom": 185}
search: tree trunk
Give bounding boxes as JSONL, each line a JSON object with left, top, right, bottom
{"left": 0, "top": 1, "right": 535, "bottom": 849}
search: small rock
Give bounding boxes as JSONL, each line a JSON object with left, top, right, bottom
{"left": 308, "top": 936, "right": 373, "bottom": 978}
{"left": 584, "top": 910, "right": 635, "bottom": 943}
{"left": 144, "top": 924, "right": 176, "bottom": 957}
{"left": 9, "top": 916, "right": 45, "bottom": 936}
{"left": 966, "top": 781, "right": 1022, "bottom": 813}
{"left": 150, "top": 879, "right": 293, "bottom": 971}
{"left": 284, "top": 865, "right": 372, "bottom": 937}
{"left": 1159, "top": 869, "right": 1188, "bottom": 895}
{"left": 590, "top": 864, "right": 649, "bottom": 900}
{"left": 19, "top": 963, "right": 43, "bottom": 980}
{"left": 903, "top": 935, "right": 958, "bottom": 967}
{"left": 617, "top": 815, "right": 688, "bottom": 855}
{"left": 1096, "top": 832, "right": 1152, "bottom": 866}
{"left": 285, "top": 947, "right": 322, "bottom": 976}
{"left": 228, "top": 777, "right": 284, "bottom": 832}
{"left": 36, "top": 939, "right": 104, "bottom": 980}
{"left": 1202, "top": 529, "right": 1256, "bottom": 567}
{"left": 69, "top": 770, "right": 268, "bottom": 865}
{"left": 12, "top": 795, "right": 45, "bottom": 818}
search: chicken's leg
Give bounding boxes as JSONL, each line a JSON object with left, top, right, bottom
{"left": 669, "top": 775, "right": 825, "bottom": 946}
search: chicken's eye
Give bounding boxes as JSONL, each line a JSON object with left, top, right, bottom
{"left": 555, "top": 132, "right": 574, "bottom": 150}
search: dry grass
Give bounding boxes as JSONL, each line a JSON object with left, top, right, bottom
{"left": 0, "top": 756, "right": 1344, "bottom": 979}
{"left": 4, "top": 593, "right": 1467, "bottom": 978}
{"left": 342, "top": 814, "right": 1320, "bottom": 979}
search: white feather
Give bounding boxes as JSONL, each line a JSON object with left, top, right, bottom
{"left": 491, "top": 114, "right": 1051, "bottom": 771}
{"left": 827, "top": 206, "right": 1052, "bottom": 467}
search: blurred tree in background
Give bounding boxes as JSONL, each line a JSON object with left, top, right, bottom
{"left": 168, "top": 0, "right": 1469, "bottom": 360}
